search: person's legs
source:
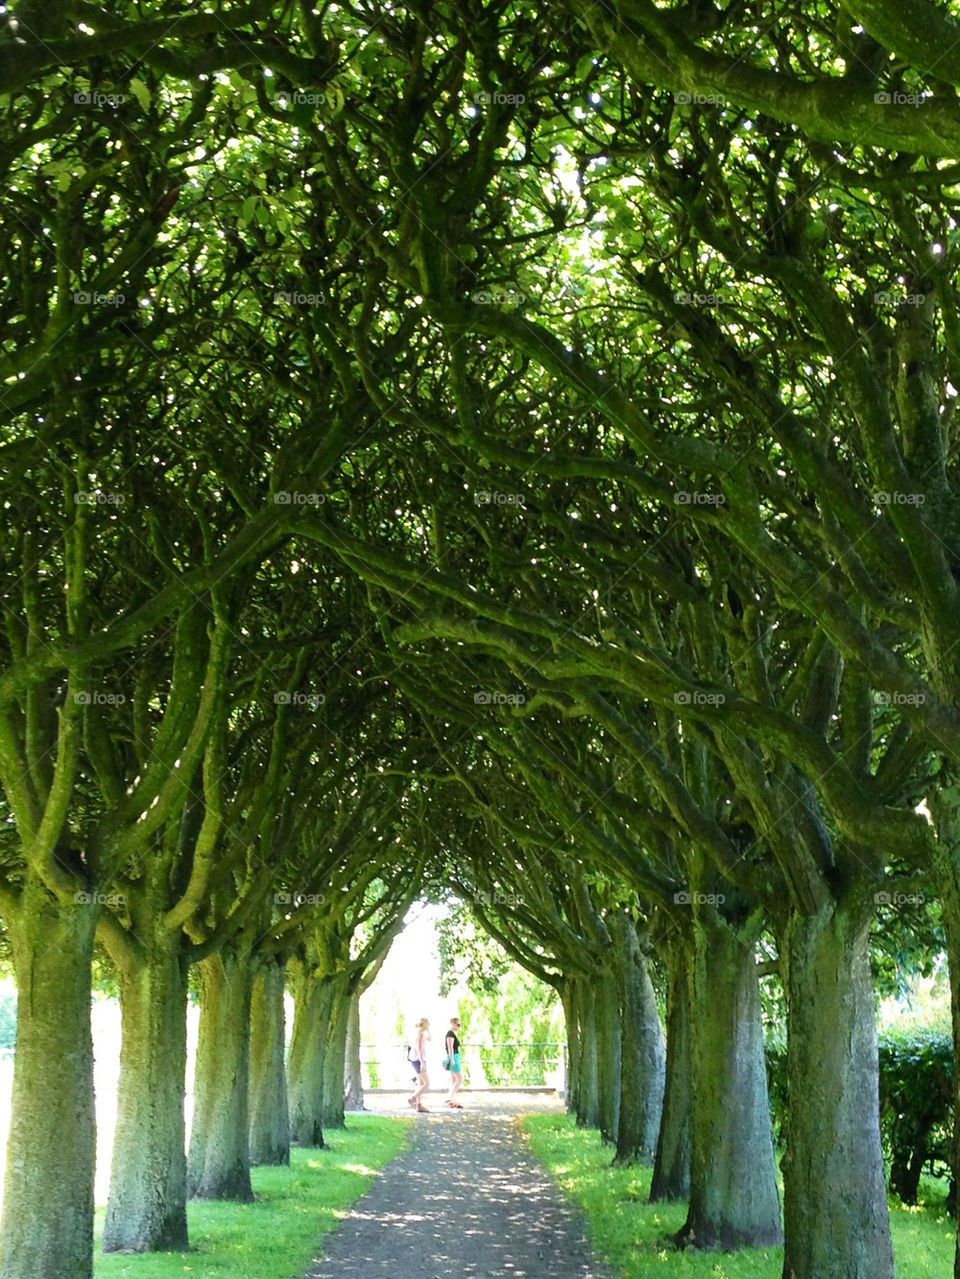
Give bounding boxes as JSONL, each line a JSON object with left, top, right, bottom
{"left": 445, "top": 1055, "right": 463, "bottom": 1106}
{"left": 413, "top": 1067, "right": 430, "bottom": 1109}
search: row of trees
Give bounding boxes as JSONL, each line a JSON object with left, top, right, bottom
{"left": 2, "top": 2, "right": 960, "bottom": 1277}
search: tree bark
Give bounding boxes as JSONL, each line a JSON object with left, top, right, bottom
{"left": 595, "top": 972, "right": 622, "bottom": 1145}
{"left": 651, "top": 934, "right": 691, "bottom": 1201}
{"left": 570, "top": 976, "right": 600, "bottom": 1128}
{"left": 343, "top": 986, "right": 364, "bottom": 1111}
{"left": 778, "top": 895, "right": 893, "bottom": 1279}
{"left": 102, "top": 934, "right": 190, "bottom": 1251}
{"left": 287, "top": 964, "right": 336, "bottom": 1147}
{"left": 608, "top": 913, "right": 665, "bottom": 1166}
{"left": 0, "top": 884, "right": 98, "bottom": 1279}
{"left": 187, "top": 950, "right": 254, "bottom": 1200}
{"left": 321, "top": 980, "right": 350, "bottom": 1130}
{"left": 928, "top": 780, "right": 960, "bottom": 1279}
{"left": 675, "top": 912, "right": 782, "bottom": 1249}
{"left": 560, "top": 979, "right": 581, "bottom": 1115}
{"left": 248, "top": 958, "right": 290, "bottom": 1167}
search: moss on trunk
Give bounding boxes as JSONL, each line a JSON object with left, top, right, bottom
{"left": 1, "top": 884, "right": 97, "bottom": 1279}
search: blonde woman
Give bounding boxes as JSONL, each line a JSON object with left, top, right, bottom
{"left": 407, "top": 1017, "right": 431, "bottom": 1113}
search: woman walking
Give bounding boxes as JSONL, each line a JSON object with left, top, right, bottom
{"left": 444, "top": 1017, "right": 463, "bottom": 1109}
{"left": 408, "top": 1017, "right": 431, "bottom": 1113}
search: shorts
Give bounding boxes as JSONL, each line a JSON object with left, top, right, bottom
{"left": 450, "top": 1052, "right": 461, "bottom": 1073}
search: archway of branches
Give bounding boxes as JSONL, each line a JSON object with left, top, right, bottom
{"left": 1, "top": 4, "right": 959, "bottom": 1278}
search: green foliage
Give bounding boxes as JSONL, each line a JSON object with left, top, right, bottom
{"left": 764, "top": 1041, "right": 789, "bottom": 1147}
{"left": 437, "top": 900, "right": 513, "bottom": 997}
{"left": 438, "top": 899, "right": 563, "bottom": 1084}
{"left": 878, "top": 1024, "right": 954, "bottom": 1205}
{"left": 524, "top": 1114, "right": 952, "bottom": 1277}
{"left": 92, "top": 1116, "right": 410, "bottom": 1279}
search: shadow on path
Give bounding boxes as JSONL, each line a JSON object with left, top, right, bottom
{"left": 304, "top": 1095, "right": 613, "bottom": 1278}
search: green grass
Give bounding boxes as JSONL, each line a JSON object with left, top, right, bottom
{"left": 93, "top": 1114, "right": 411, "bottom": 1279}
{"left": 523, "top": 1114, "right": 954, "bottom": 1278}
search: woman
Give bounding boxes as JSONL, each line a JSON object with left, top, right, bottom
{"left": 408, "top": 1017, "right": 431, "bottom": 1113}
{"left": 444, "top": 1017, "right": 463, "bottom": 1109}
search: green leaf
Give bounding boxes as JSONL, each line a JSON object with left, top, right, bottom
{"left": 292, "top": 100, "right": 314, "bottom": 128}
{"left": 239, "top": 195, "right": 259, "bottom": 227}
{"left": 128, "top": 78, "right": 151, "bottom": 112}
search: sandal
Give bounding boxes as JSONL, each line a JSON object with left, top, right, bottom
{"left": 417, "top": 1104, "right": 430, "bottom": 1112}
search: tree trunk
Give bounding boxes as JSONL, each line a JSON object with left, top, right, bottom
{"left": 570, "top": 976, "right": 600, "bottom": 1128}
{"left": 248, "top": 959, "right": 290, "bottom": 1167}
{"left": 287, "top": 965, "right": 336, "bottom": 1147}
{"left": 187, "top": 950, "right": 253, "bottom": 1200}
{"left": 608, "top": 913, "right": 665, "bottom": 1166}
{"left": 928, "top": 781, "right": 960, "bottom": 1278}
{"left": 560, "top": 979, "right": 581, "bottom": 1116}
{"left": 595, "top": 974, "right": 621, "bottom": 1145}
{"left": 343, "top": 986, "right": 364, "bottom": 1111}
{"left": 0, "top": 884, "right": 98, "bottom": 1279}
{"left": 779, "top": 895, "right": 893, "bottom": 1279}
{"left": 651, "top": 934, "right": 691, "bottom": 1201}
{"left": 675, "top": 912, "right": 782, "bottom": 1249}
{"left": 102, "top": 934, "right": 189, "bottom": 1251}
{"left": 321, "top": 980, "right": 350, "bottom": 1130}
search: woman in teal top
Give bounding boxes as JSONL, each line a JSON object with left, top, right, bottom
{"left": 444, "top": 1017, "right": 463, "bottom": 1108}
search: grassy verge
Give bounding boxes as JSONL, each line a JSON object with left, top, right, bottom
{"left": 94, "top": 1114, "right": 411, "bottom": 1279}
{"left": 523, "top": 1113, "right": 953, "bottom": 1278}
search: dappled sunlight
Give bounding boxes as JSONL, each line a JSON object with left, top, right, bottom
{"left": 305, "top": 1101, "right": 609, "bottom": 1278}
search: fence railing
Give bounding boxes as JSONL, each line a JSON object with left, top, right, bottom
{"left": 360, "top": 1041, "right": 565, "bottom": 1091}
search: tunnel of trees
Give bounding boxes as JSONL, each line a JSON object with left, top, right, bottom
{"left": 1, "top": 1, "right": 960, "bottom": 1276}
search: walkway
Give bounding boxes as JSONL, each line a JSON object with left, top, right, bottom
{"left": 304, "top": 1092, "right": 613, "bottom": 1278}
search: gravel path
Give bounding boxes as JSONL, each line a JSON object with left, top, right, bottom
{"left": 303, "top": 1093, "right": 614, "bottom": 1279}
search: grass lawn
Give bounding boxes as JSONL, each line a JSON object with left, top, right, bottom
{"left": 523, "top": 1114, "right": 954, "bottom": 1278}
{"left": 93, "top": 1114, "right": 411, "bottom": 1279}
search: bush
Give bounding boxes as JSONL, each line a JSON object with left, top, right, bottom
{"left": 878, "top": 1024, "right": 953, "bottom": 1206}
